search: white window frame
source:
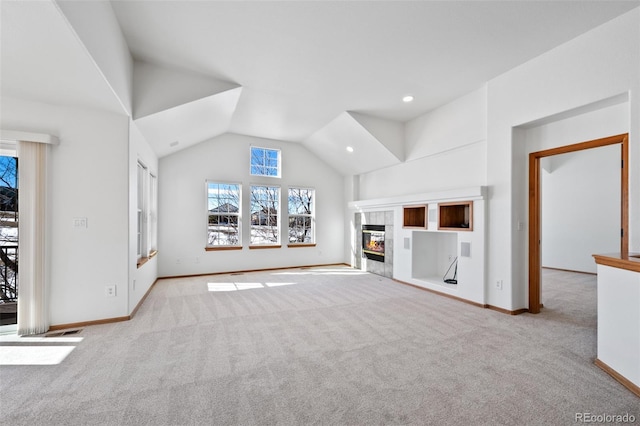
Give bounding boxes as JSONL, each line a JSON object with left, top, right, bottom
{"left": 137, "top": 161, "right": 157, "bottom": 265}
{"left": 249, "top": 184, "right": 280, "bottom": 247}
{"left": 287, "top": 187, "right": 315, "bottom": 245}
{"left": 206, "top": 181, "right": 242, "bottom": 249}
{"left": 149, "top": 173, "right": 158, "bottom": 254}
{"left": 137, "top": 161, "right": 148, "bottom": 261}
{"left": 250, "top": 146, "right": 281, "bottom": 178}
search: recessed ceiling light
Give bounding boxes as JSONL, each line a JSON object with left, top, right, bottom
{"left": 346, "top": 146, "right": 354, "bottom": 153}
{"left": 402, "top": 95, "right": 414, "bottom": 103}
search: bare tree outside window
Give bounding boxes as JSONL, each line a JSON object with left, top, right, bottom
{"left": 250, "top": 185, "right": 280, "bottom": 245}
{"left": 0, "top": 156, "right": 18, "bottom": 325}
{"left": 207, "top": 182, "right": 241, "bottom": 246}
{"left": 250, "top": 146, "right": 280, "bottom": 177}
{"left": 288, "top": 188, "right": 314, "bottom": 244}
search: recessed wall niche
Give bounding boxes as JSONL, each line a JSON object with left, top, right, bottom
{"left": 403, "top": 205, "right": 427, "bottom": 229}
{"left": 438, "top": 201, "right": 473, "bottom": 231}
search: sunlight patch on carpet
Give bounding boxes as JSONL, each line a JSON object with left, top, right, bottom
{"left": 271, "top": 268, "right": 369, "bottom": 276}
{"left": 0, "top": 345, "right": 76, "bottom": 365}
{"left": 207, "top": 282, "right": 298, "bottom": 292}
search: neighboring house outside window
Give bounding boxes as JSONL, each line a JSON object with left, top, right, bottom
{"left": 288, "top": 187, "right": 315, "bottom": 245}
{"left": 250, "top": 146, "right": 281, "bottom": 178}
{"left": 207, "top": 182, "right": 241, "bottom": 248}
{"left": 250, "top": 185, "right": 280, "bottom": 246}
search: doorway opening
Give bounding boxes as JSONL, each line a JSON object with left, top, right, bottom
{"left": 528, "top": 134, "right": 628, "bottom": 314}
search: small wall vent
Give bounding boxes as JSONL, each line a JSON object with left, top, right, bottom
{"left": 46, "top": 329, "right": 82, "bottom": 337}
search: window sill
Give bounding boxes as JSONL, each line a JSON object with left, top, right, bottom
{"left": 287, "top": 243, "right": 316, "bottom": 248}
{"left": 137, "top": 250, "right": 158, "bottom": 269}
{"left": 249, "top": 245, "right": 282, "bottom": 250}
{"left": 205, "top": 246, "right": 243, "bottom": 251}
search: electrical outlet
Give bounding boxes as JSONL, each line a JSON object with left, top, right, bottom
{"left": 73, "top": 217, "right": 88, "bottom": 228}
{"left": 495, "top": 280, "right": 503, "bottom": 290}
{"left": 105, "top": 285, "right": 116, "bottom": 297}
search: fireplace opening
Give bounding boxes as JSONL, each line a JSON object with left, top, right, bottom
{"left": 362, "top": 225, "right": 385, "bottom": 262}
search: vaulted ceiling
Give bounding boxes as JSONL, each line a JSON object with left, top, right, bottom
{"left": 2, "top": 1, "right": 638, "bottom": 174}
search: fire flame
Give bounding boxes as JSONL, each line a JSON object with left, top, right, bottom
{"left": 367, "top": 240, "right": 383, "bottom": 252}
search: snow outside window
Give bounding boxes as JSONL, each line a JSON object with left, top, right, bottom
{"left": 288, "top": 188, "right": 314, "bottom": 244}
{"left": 207, "top": 182, "right": 241, "bottom": 247}
{"left": 250, "top": 185, "right": 280, "bottom": 245}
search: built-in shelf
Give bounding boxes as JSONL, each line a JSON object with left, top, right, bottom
{"left": 412, "top": 231, "right": 458, "bottom": 288}
{"left": 438, "top": 201, "right": 473, "bottom": 231}
{"left": 349, "top": 186, "right": 485, "bottom": 307}
{"left": 403, "top": 205, "right": 427, "bottom": 229}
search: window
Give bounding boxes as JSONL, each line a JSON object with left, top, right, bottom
{"left": 136, "top": 162, "right": 147, "bottom": 260}
{"left": 0, "top": 154, "right": 18, "bottom": 327}
{"left": 149, "top": 173, "right": 158, "bottom": 253}
{"left": 288, "top": 188, "right": 315, "bottom": 244}
{"left": 137, "top": 161, "right": 158, "bottom": 266}
{"left": 250, "top": 146, "right": 280, "bottom": 177}
{"left": 250, "top": 185, "right": 280, "bottom": 246}
{"left": 207, "top": 182, "right": 241, "bottom": 248}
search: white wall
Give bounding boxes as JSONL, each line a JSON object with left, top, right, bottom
{"left": 158, "top": 133, "right": 345, "bottom": 277}
{"left": 1, "top": 96, "right": 130, "bottom": 325}
{"left": 597, "top": 264, "right": 640, "bottom": 388}
{"left": 56, "top": 0, "right": 133, "bottom": 115}
{"left": 357, "top": 86, "right": 487, "bottom": 200}
{"left": 488, "top": 8, "right": 639, "bottom": 310}
{"left": 527, "top": 102, "right": 628, "bottom": 274}
{"left": 129, "top": 121, "right": 159, "bottom": 312}
{"left": 405, "top": 86, "right": 487, "bottom": 162}
{"left": 541, "top": 146, "right": 620, "bottom": 273}
{"left": 352, "top": 8, "right": 639, "bottom": 312}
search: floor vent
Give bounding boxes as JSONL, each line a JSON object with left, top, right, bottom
{"left": 46, "top": 329, "right": 82, "bottom": 337}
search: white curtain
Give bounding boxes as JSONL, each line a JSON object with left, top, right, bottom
{"left": 17, "top": 141, "right": 49, "bottom": 335}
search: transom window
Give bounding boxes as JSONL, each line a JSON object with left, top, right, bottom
{"left": 250, "top": 185, "right": 280, "bottom": 245}
{"left": 207, "top": 182, "right": 241, "bottom": 247}
{"left": 250, "top": 146, "right": 281, "bottom": 178}
{"left": 288, "top": 188, "right": 315, "bottom": 244}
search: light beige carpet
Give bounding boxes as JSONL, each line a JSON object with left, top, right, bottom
{"left": 1, "top": 266, "right": 637, "bottom": 425}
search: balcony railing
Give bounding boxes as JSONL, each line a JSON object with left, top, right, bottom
{"left": 0, "top": 245, "right": 18, "bottom": 303}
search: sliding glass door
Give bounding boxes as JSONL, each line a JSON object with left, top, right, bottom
{"left": 0, "top": 155, "right": 18, "bottom": 330}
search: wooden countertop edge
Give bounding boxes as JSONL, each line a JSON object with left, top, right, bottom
{"left": 593, "top": 253, "right": 640, "bottom": 274}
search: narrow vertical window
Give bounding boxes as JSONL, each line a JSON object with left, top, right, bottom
{"left": 137, "top": 161, "right": 157, "bottom": 266}
{"left": 250, "top": 185, "right": 280, "bottom": 246}
{"left": 207, "top": 182, "right": 241, "bottom": 248}
{"left": 288, "top": 188, "right": 315, "bottom": 245}
{"left": 136, "top": 162, "right": 147, "bottom": 261}
{"left": 149, "top": 173, "right": 158, "bottom": 254}
{"left": 250, "top": 146, "right": 281, "bottom": 178}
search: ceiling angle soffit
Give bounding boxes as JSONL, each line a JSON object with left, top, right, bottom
{"left": 132, "top": 60, "right": 241, "bottom": 120}
{"left": 134, "top": 87, "right": 242, "bottom": 158}
{"left": 304, "top": 111, "right": 404, "bottom": 176}
{"left": 348, "top": 111, "right": 405, "bottom": 162}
